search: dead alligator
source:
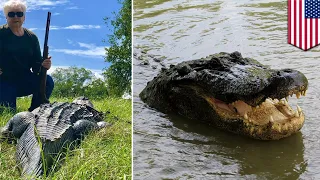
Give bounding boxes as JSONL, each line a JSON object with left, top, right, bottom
{"left": 0, "top": 97, "right": 108, "bottom": 178}
{"left": 139, "top": 51, "right": 308, "bottom": 140}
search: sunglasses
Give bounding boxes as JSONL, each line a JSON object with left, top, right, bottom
{"left": 8, "top": 12, "right": 24, "bottom": 18}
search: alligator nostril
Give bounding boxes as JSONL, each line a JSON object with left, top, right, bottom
{"left": 284, "top": 69, "right": 293, "bottom": 73}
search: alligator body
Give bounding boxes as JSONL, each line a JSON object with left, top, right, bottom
{"left": 139, "top": 51, "right": 308, "bottom": 140}
{"left": 0, "top": 97, "right": 107, "bottom": 178}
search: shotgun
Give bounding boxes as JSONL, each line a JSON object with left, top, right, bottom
{"left": 40, "top": 12, "right": 51, "bottom": 103}
{"left": 29, "top": 12, "right": 51, "bottom": 111}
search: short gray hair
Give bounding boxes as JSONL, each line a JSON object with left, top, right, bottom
{"left": 3, "top": 0, "right": 27, "bottom": 17}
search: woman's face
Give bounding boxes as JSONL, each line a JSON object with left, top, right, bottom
{"left": 6, "top": 6, "right": 25, "bottom": 28}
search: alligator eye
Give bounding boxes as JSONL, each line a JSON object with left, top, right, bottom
{"left": 233, "top": 107, "right": 238, "bottom": 113}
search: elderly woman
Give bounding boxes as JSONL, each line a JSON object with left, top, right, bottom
{"left": 0, "top": 0, "right": 54, "bottom": 111}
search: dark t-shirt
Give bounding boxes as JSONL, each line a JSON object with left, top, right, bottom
{"left": 0, "top": 24, "right": 42, "bottom": 83}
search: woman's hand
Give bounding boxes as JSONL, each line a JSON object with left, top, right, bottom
{"left": 42, "top": 56, "right": 52, "bottom": 70}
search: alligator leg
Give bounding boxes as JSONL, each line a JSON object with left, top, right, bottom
{"left": 0, "top": 114, "right": 15, "bottom": 143}
{"left": 0, "top": 112, "right": 35, "bottom": 143}
{"left": 73, "top": 119, "right": 108, "bottom": 140}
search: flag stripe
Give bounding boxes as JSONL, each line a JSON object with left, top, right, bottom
{"left": 293, "top": 0, "right": 297, "bottom": 46}
{"left": 291, "top": 0, "right": 295, "bottom": 44}
{"left": 308, "top": 19, "right": 310, "bottom": 49}
{"left": 299, "top": 0, "right": 302, "bottom": 48}
{"left": 316, "top": 19, "right": 320, "bottom": 45}
{"left": 289, "top": 0, "right": 291, "bottom": 44}
{"left": 305, "top": 18, "right": 307, "bottom": 50}
{"left": 313, "top": 19, "right": 316, "bottom": 47}
{"left": 302, "top": 0, "right": 305, "bottom": 49}
{"left": 310, "top": 18, "right": 313, "bottom": 49}
{"left": 316, "top": 19, "right": 318, "bottom": 45}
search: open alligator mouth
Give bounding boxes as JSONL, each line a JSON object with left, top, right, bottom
{"left": 205, "top": 89, "right": 306, "bottom": 140}
{"left": 181, "top": 79, "right": 308, "bottom": 140}
{"left": 206, "top": 88, "right": 306, "bottom": 125}
{"left": 139, "top": 51, "right": 308, "bottom": 140}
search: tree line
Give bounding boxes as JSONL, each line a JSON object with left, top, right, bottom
{"left": 50, "top": 67, "right": 109, "bottom": 99}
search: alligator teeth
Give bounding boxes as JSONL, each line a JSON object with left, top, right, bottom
{"left": 277, "top": 125, "right": 281, "bottom": 132}
{"left": 280, "top": 99, "right": 288, "bottom": 105}
{"left": 294, "top": 111, "right": 299, "bottom": 117}
{"left": 269, "top": 115, "right": 274, "bottom": 123}
{"left": 250, "top": 127, "right": 254, "bottom": 134}
{"left": 283, "top": 124, "right": 288, "bottom": 131}
{"left": 272, "top": 124, "right": 281, "bottom": 132}
{"left": 304, "top": 90, "right": 307, "bottom": 96}
{"left": 265, "top": 98, "right": 273, "bottom": 104}
{"left": 296, "top": 92, "right": 301, "bottom": 99}
{"left": 244, "top": 113, "right": 248, "bottom": 119}
{"left": 297, "top": 105, "right": 302, "bottom": 113}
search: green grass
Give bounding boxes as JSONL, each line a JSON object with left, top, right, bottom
{"left": 0, "top": 97, "right": 132, "bottom": 180}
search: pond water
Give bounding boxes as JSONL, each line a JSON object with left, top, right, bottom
{"left": 133, "top": 0, "right": 320, "bottom": 179}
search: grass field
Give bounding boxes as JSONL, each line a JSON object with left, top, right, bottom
{"left": 0, "top": 97, "right": 132, "bottom": 180}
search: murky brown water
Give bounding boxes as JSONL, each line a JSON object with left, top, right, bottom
{"left": 133, "top": 0, "right": 320, "bottom": 179}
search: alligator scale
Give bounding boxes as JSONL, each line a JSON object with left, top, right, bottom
{"left": 139, "top": 51, "right": 308, "bottom": 140}
{"left": 0, "top": 97, "right": 108, "bottom": 178}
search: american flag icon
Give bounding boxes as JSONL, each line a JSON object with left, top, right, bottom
{"left": 288, "top": 0, "right": 320, "bottom": 50}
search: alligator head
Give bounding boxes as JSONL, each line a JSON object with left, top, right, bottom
{"left": 139, "top": 51, "right": 308, "bottom": 140}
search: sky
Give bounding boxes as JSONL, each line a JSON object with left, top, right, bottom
{"left": 0, "top": 0, "right": 122, "bottom": 77}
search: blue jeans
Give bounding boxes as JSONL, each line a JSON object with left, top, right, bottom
{"left": 0, "top": 73, "right": 54, "bottom": 110}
